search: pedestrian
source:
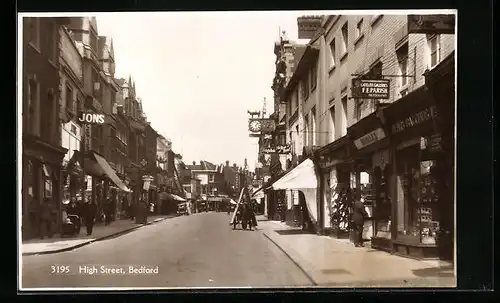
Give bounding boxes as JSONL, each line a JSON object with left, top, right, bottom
{"left": 351, "top": 196, "right": 369, "bottom": 247}
{"left": 104, "top": 195, "right": 112, "bottom": 226}
{"left": 39, "top": 198, "right": 54, "bottom": 239}
{"left": 84, "top": 200, "right": 97, "bottom": 236}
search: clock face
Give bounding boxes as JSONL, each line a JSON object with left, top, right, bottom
{"left": 249, "top": 120, "right": 262, "bottom": 132}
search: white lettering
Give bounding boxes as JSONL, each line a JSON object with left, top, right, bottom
{"left": 98, "top": 114, "right": 105, "bottom": 124}
{"left": 78, "top": 113, "right": 85, "bottom": 122}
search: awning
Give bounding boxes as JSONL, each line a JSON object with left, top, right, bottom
{"left": 92, "top": 153, "right": 131, "bottom": 192}
{"left": 252, "top": 190, "right": 265, "bottom": 200}
{"left": 170, "top": 193, "right": 186, "bottom": 202}
{"left": 269, "top": 158, "right": 318, "bottom": 223}
{"left": 229, "top": 199, "right": 238, "bottom": 205}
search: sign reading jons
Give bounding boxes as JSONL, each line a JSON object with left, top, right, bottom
{"left": 351, "top": 79, "right": 390, "bottom": 99}
{"left": 78, "top": 112, "right": 105, "bottom": 124}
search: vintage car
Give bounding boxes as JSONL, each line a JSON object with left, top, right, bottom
{"left": 177, "top": 202, "right": 189, "bottom": 216}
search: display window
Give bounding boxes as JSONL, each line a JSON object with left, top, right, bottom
{"left": 373, "top": 165, "right": 392, "bottom": 239}
{"left": 329, "top": 182, "right": 351, "bottom": 233}
{"left": 395, "top": 137, "right": 440, "bottom": 245}
{"left": 43, "top": 164, "right": 53, "bottom": 199}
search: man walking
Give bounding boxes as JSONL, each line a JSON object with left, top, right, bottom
{"left": 351, "top": 196, "right": 369, "bottom": 247}
{"left": 39, "top": 198, "right": 54, "bottom": 239}
{"left": 84, "top": 200, "right": 97, "bottom": 236}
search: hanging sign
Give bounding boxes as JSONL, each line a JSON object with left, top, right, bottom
{"left": 353, "top": 128, "right": 387, "bottom": 149}
{"left": 262, "top": 144, "right": 291, "bottom": 154}
{"left": 78, "top": 112, "right": 105, "bottom": 124}
{"left": 351, "top": 79, "right": 390, "bottom": 99}
{"left": 252, "top": 179, "right": 263, "bottom": 187}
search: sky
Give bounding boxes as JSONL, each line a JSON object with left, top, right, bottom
{"left": 95, "top": 11, "right": 314, "bottom": 171}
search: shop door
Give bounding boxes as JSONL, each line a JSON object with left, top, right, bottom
{"left": 438, "top": 158, "right": 454, "bottom": 262}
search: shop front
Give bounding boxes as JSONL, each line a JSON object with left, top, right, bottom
{"left": 347, "top": 108, "right": 392, "bottom": 250}
{"left": 268, "top": 158, "right": 319, "bottom": 233}
{"left": 383, "top": 84, "right": 452, "bottom": 260}
{"left": 22, "top": 135, "right": 68, "bottom": 240}
{"left": 316, "top": 136, "right": 352, "bottom": 238}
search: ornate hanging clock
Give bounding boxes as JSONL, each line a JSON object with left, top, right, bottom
{"left": 249, "top": 119, "right": 262, "bottom": 132}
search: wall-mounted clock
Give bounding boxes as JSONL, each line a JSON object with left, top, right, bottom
{"left": 249, "top": 120, "right": 262, "bottom": 132}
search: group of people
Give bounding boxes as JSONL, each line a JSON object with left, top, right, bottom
{"left": 66, "top": 198, "right": 98, "bottom": 235}
{"left": 231, "top": 203, "right": 257, "bottom": 231}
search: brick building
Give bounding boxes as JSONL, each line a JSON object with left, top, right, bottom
{"left": 22, "top": 17, "right": 70, "bottom": 240}
{"left": 278, "top": 14, "right": 455, "bottom": 260}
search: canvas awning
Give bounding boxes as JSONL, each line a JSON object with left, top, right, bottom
{"left": 93, "top": 153, "right": 131, "bottom": 192}
{"left": 251, "top": 190, "right": 265, "bottom": 200}
{"left": 269, "top": 158, "right": 318, "bottom": 223}
{"left": 169, "top": 194, "right": 186, "bottom": 202}
{"left": 229, "top": 199, "right": 238, "bottom": 205}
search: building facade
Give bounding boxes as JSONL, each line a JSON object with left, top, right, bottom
{"left": 279, "top": 14, "right": 455, "bottom": 260}
{"left": 22, "top": 17, "right": 70, "bottom": 239}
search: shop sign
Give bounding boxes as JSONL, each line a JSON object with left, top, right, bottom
{"left": 262, "top": 144, "right": 291, "bottom": 154}
{"left": 252, "top": 179, "right": 263, "bottom": 187}
{"left": 391, "top": 105, "right": 439, "bottom": 134}
{"left": 407, "top": 14, "right": 455, "bottom": 35}
{"left": 78, "top": 112, "right": 105, "bottom": 124}
{"left": 427, "top": 133, "right": 442, "bottom": 152}
{"left": 353, "top": 128, "right": 386, "bottom": 149}
{"left": 351, "top": 79, "right": 390, "bottom": 99}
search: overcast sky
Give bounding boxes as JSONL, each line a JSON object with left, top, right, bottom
{"left": 96, "top": 11, "right": 313, "bottom": 170}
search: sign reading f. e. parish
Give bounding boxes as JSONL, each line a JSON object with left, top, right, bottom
{"left": 351, "top": 79, "right": 390, "bottom": 99}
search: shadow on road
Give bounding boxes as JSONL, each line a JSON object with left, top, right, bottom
{"left": 275, "top": 229, "right": 315, "bottom": 236}
{"left": 411, "top": 265, "right": 455, "bottom": 278}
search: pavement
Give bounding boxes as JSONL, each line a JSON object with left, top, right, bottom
{"left": 22, "top": 215, "right": 173, "bottom": 256}
{"left": 256, "top": 216, "right": 457, "bottom": 288}
{"left": 20, "top": 212, "right": 312, "bottom": 289}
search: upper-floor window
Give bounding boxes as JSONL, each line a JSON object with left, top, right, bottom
{"left": 70, "top": 124, "right": 77, "bottom": 135}
{"left": 329, "top": 39, "right": 336, "bottom": 69}
{"left": 27, "top": 17, "right": 40, "bottom": 50}
{"left": 65, "top": 85, "right": 74, "bottom": 112}
{"left": 46, "top": 20, "right": 57, "bottom": 64}
{"left": 340, "top": 22, "right": 349, "bottom": 57}
{"left": 355, "top": 18, "right": 363, "bottom": 41}
{"left": 329, "top": 106, "right": 336, "bottom": 142}
{"left": 26, "top": 77, "right": 39, "bottom": 134}
{"left": 304, "top": 114, "right": 310, "bottom": 146}
{"left": 90, "top": 31, "right": 98, "bottom": 55}
{"left": 396, "top": 42, "right": 409, "bottom": 90}
{"left": 301, "top": 77, "right": 309, "bottom": 100}
{"left": 428, "top": 34, "right": 441, "bottom": 68}
{"left": 310, "top": 64, "right": 317, "bottom": 90}
{"left": 208, "top": 174, "right": 215, "bottom": 183}
{"left": 311, "top": 107, "right": 317, "bottom": 146}
{"left": 341, "top": 95, "right": 348, "bottom": 136}
{"left": 371, "top": 14, "right": 383, "bottom": 26}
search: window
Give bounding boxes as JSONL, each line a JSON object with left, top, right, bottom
{"left": 311, "top": 107, "right": 317, "bottom": 146}
{"left": 355, "top": 100, "right": 362, "bottom": 121}
{"left": 340, "top": 23, "right": 348, "bottom": 56}
{"left": 301, "top": 78, "right": 309, "bottom": 100}
{"left": 371, "top": 14, "right": 383, "bottom": 26}
{"left": 43, "top": 165, "right": 53, "bottom": 199}
{"left": 41, "top": 90, "right": 54, "bottom": 142}
{"left": 310, "top": 64, "right": 317, "bottom": 90}
{"left": 65, "top": 85, "right": 73, "bottom": 112}
{"left": 329, "top": 39, "right": 336, "bottom": 69}
{"left": 76, "top": 97, "right": 82, "bottom": 114}
{"left": 355, "top": 19, "right": 363, "bottom": 40}
{"left": 70, "top": 124, "right": 77, "bottom": 135}
{"left": 46, "top": 21, "right": 57, "bottom": 63}
{"left": 329, "top": 106, "right": 336, "bottom": 142}
{"left": 304, "top": 115, "right": 309, "bottom": 147}
{"left": 428, "top": 35, "right": 440, "bottom": 68}
{"left": 341, "top": 96, "right": 348, "bottom": 136}
{"left": 396, "top": 42, "right": 409, "bottom": 88}
{"left": 27, "top": 17, "right": 40, "bottom": 49}
{"left": 209, "top": 174, "right": 214, "bottom": 183}
{"left": 27, "top": 77, "right": 39, "bottom": 134}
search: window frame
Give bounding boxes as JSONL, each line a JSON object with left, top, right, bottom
{"left": 396, "top": 42, "right": 410, "bottom": 89}
{"left": 27, "top": 17, "right": 40, "bottom": 51}
{"left": 329, "top": 105, "right": 336, "bottom": 142}
{"left": 428, "top": 34, "right": 441, "bottom": 68}
{"left": 329, "top": 38, "right": 336, "bottom": 71}
{"left": 340, "top": 22, "right": 349, "bottom": 59}
{"left": 47, "top": 20, "right": 58, "bottom": 65}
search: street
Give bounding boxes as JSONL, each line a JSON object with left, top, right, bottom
{"left": 21, "top": 212, "right": 313, "bottom": 289}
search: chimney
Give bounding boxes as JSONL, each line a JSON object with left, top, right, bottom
{"left": 192, "top": 161, "right": 196, "bottom": 165}
{"left": 225, "top": 161, "right": 229, "bottom": 167}
{"left": 233, "top": 163, "right": 237, "bottom": 169}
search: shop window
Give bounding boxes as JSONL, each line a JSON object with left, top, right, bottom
{"left": 373, "top": 165, "right": 392, "bottom": 239}
{"left": 329, "top": 183, "right": 351, "bottom": 234}
{"left": 43, "top": 165, "right": 53, "bottom": 199}
{"left": 396, "top": 139, "right": 440, "bottom": 244}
